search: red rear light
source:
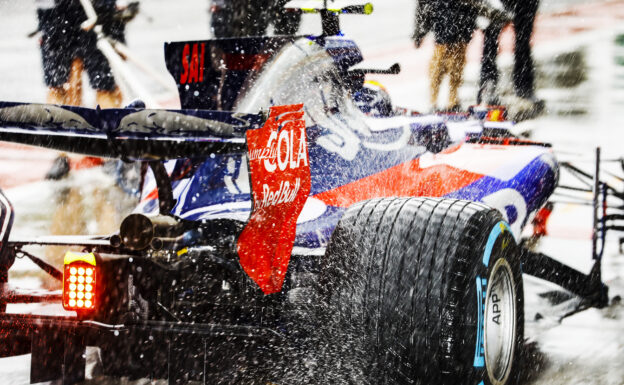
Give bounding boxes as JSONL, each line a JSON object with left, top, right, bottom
{"left": 63, "top": 252, "right": 96, "bottom": 312}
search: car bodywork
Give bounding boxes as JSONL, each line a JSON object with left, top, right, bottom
{"left": 153, "top": 35, "right": 558, "bottom": 246}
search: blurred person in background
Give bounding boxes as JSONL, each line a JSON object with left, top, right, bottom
{"left": 35, "top": 1, "right": 138, "bottom": 287}
{"left": 414, "top": 0, "right": 477, "bottom": 111}
{"left": 210, "top": 0, "right": 301, "bottom": 38}
{"left": 478, "top": 0, "right": 544, "bottom": 118}
{"left": 412, "top": 0, "right": 432, "bottom": 48}
{"left": 36, "top": 0, "right": 126, "bottom": 108}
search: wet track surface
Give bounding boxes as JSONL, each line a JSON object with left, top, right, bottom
{"left": 1, "top": 0, "right": 624, "bottom": 383}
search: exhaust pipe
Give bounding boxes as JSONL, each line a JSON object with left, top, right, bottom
{"left": 115, "top": 214, "right": 188, "bottom": 251}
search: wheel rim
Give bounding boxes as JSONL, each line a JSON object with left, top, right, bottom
{"left": 484, "top": 258, "right": 516, "bottom": 385}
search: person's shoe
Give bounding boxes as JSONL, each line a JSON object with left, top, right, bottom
{"left": 507, "top": 95, "right": 545, "bottom": 121}
{"left": 446, "top": 104, "right": 463, "bottom": 113}
{"left": 527, "top": 95, "right": 546, "bottom": 110}
{"left": 477, "top": 80, "right": 500, "bottom": 105}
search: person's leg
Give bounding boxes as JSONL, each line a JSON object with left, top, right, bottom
{"left": 479, "top": 24, "right": 503, "bottom": 103}
{"left": 82, "top": 32, "right": 123, "bottom": 108}
{"left": 46, "top": 58, "right": 84, "bottom": 106}
{"left": 512, "top": 0, "right": 539, "bottom": 98}
{"left": 65, "top": 58, "right": 84, "bottom": 106}
{"left": 210, "top": 0, "right": 235, "bottom": 37}
{"left": 448, "top": 42, "right": 468, "bottom": 109}
{"left": 46, "top": 87, "right": 67, "bottom": 105}
{"left": 245, "top": 0, "right": 271, "bottom": 36}
{"left": 429, "top": 43, "right": 447, "bottom": 109}
{"left": 39, "top": 7, "right": 73, "bottom": 105}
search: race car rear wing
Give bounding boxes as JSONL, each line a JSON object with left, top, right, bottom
{"left": 0, "top": 102, "right": 263, "bottom": 160}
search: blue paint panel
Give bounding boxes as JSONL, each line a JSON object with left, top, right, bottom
{"left": 306, "top": 125, "right": 425, "bottom": 195}
{"left": 446, "top": 155, "right": 558, "bottom": 228}
{"left": 294, "top": 206, "right": 346, "bottom": 248}
{"left": 172, "top": 155, "right": 251, "bottom": 216}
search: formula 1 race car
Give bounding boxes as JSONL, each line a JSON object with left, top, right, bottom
{"left": 0, "top": 2, "right": 614, "bottom": 385}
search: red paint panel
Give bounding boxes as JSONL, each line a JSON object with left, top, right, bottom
{"left": 237, "top": 104, "right": 311, "bottom": 294}
{"left": 313, "top": 158, "right": 484, "bottom": 208}
{"left": 70, "top": 156, "right": 104, "bottom": 170}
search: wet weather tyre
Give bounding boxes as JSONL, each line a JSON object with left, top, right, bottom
{"left": 316, "top": 197, "right": 524, "bottom": 385}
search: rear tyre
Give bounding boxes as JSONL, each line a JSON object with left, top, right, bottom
{"left": 316, "top": 197, "right": 524, "bottom": 385}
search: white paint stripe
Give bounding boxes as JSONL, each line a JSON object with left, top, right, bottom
{"left": 173, "top": 176, "right": 195, "bottom": 216}
{"left": 291, "top": 247, "right": 325, "bottom": 256}
{"left": 419, "top": 144, "right": 550, "bottom": 182}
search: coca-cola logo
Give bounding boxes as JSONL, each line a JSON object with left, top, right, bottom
{"left": 237, "top": 104, "right": 311, "bottom": 294}
{"left": 248, "top": 124, "right": 308, "bottom": 172}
